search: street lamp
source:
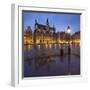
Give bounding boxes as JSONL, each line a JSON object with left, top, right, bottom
{"left": 67, "top": 26, "right": 72, "bottom": 75}
{"left": 66, "top": 26, "right": 71, "bottom": 55}
{"left": 67, "top": 26, "right": 71, "bottom": 35}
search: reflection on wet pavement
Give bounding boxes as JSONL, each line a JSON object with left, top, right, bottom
{"left": 24, "top": 44, "right": 80, "bottom": 77}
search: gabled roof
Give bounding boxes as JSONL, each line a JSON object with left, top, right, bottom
{"left": 36, "top": 23, "right": 55, "bottom": 31}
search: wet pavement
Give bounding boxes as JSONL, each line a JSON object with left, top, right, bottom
{"left": 24, "top": 44, "right": 80, "bottom": 77}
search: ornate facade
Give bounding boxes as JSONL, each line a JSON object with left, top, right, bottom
{"left": 34, "top": 18, "right": 57, "bottom": 44}
{"left": 24, "top": 18, "right": 80, "bottom": 46}
{"left": 72, "top": 31, "right": 80, "bottom": 45}
{"left": 24, "top": 26, "right": 33, "bottom": 45}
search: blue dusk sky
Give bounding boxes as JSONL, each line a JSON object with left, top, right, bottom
{"left": 23, "top": 11, "right": 80, "bottom": 34}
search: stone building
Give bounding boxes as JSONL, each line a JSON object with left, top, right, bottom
{"left": 34, "top": 18, "right": 56, "bottom": 44}
{"left": 24, "top": 26, "right": 33, "bottom": 45}
{"left": 72, "top": 31, "right": 80, "bottom": 45}
{"left": 24, "top": 19, "right": 80, "bottom": 46}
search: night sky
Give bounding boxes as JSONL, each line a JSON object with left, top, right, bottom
{"left": 23, "top": 11, "right": 80, "bottom": 34}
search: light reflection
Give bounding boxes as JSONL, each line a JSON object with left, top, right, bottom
{"left": 49, "top": 44, "right": 52, "bottom": 48}
{"left": 38, "top": 45, "right": 40, "bottom": 49}
{"left": 54, "top": 44, "right": 56, "bottom": 49}
{"left": 28, "top": 45, "right": 30, "bottom": 49}
{"left": 45, "top": 44, "right": 48, "bottom": 48}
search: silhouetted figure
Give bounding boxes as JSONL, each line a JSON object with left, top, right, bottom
{"left": 68, "top": 45, "right": 71, "bottom": 55}
{"left": 60, "top": 44, "right": 64, "bottom": 56}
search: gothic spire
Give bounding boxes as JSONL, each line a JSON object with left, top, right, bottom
{"left": 46, "top": 18, "right": 49, "bottom": 26}
{"left": 35, "top": 19, "right": 38, "bottom": 24}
